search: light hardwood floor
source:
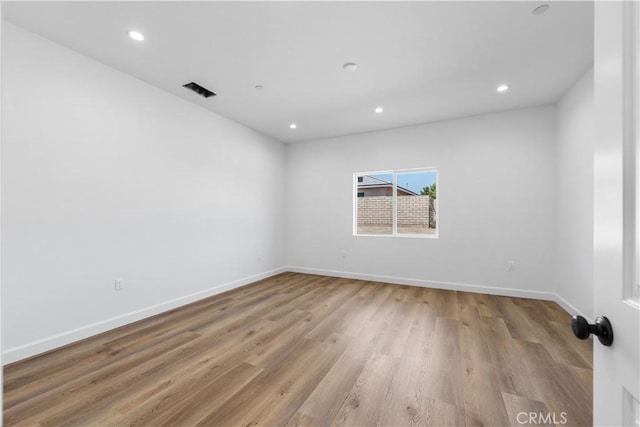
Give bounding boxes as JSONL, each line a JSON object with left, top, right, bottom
{"left": 3, "top": 272, "right": 592, "bottom": 426}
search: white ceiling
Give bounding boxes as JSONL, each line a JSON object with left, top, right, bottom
{"left": 3, "top": 1, "right": 593, "bottom": 144}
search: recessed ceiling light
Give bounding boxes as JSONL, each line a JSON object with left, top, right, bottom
{"left": 343, "top": 62, "right": 358, "bottom": 72}
{"left": 289, "top": 123, "right": 297, "bottom": 129}
{"left": 497, "top": 84, "right": 510, "bottom": 92}
{"left": 128, "top": 30, "right": 144, "bottom": 41}
{"left": 375, "top": 107, "right": 384, "bottom": 113}
{"left": 532, "top": 4, "right": 550, "bottom": 15}
{"left": 254, "top": 85, "right": 263, "bottom": 90}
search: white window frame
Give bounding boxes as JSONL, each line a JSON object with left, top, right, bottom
{"left": 353, "top": 167, "right": 439, "bottom": 239}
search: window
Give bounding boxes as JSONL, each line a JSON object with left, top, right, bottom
{"left": 354, "top": 168, "right": 438, "bottom": 237}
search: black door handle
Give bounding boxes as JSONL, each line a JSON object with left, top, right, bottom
{"left": 571, "top": 315, "right": 614, "bottom": 346}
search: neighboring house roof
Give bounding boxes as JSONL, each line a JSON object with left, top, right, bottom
{"left": 357, "top": 175, "right": 418, "bottom": 195}
{"left": 358, "top": 175, "right": 391, "bottom": 187}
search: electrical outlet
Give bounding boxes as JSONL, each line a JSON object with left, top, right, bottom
{"left": 115, "top": 278, "right": 124, "bottom": 291}
{"left": 508, "top": 261, "right": 516, "bottom": 271}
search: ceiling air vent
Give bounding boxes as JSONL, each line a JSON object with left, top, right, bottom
{"left": 182, "top": 82, "right": 216, "bottom": 98}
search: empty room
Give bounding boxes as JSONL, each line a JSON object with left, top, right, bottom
{"left": 1, "top": 1, "right": 639, "bottom": 426}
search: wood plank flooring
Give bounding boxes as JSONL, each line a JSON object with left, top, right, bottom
{"left": 3, "top": 273, "right": 593, "bottom": 426}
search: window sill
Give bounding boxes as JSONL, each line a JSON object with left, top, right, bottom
{"left": 353, "top": 233, "right": 439, "bottom": 239}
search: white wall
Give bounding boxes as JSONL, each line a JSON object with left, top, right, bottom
{"left": 286, "top": 106, "right": 558, "bottom": 297}
{"left": 1, "top": 23, "right": 286, "bottom": 363}
{"left": 555, "top": 68, "right": 594, "bottom": 319}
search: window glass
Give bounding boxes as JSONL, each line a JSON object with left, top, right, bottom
{"left": 397, "top": 171, "right": 437, "bottom": 235}
{"left": 354, "top": 169, "right": 438, "bottom": 238}
{"left": 355, "top": 173, "right": 393, "bottom": 235}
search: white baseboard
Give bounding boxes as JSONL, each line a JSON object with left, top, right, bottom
{"left": 2, "top": 267, "right": 287, "bottom": 365}
{"left": 286, "top": 265, "right": 586, "bottom": 318}
{"left": 552, "top": 293, "right": 592, "bottom": 323}
{"left": 4, "top": 266, "right": 588, "bottom": 365}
